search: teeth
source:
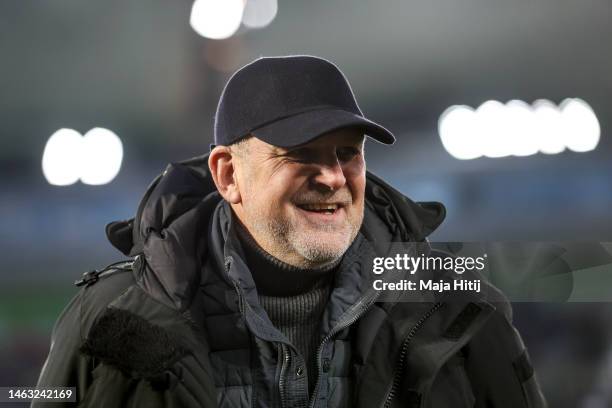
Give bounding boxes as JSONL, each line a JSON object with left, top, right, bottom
{"left": 300, "top": 203, "right": 338, "bottom": 211}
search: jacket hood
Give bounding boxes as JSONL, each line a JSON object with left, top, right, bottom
{"left": 105, "top": 153, "right": 445, "bottom": 310}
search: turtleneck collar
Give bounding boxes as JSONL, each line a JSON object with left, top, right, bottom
{"left": 232, "top": 212, "right": 340, "bottom": 296}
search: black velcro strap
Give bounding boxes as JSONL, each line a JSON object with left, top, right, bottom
{"left": 443, "top": 302, "right": 482, "bottom": 340}
{"left": 513, "top": 350, "right": 534, "bottom": 383}
{"left": 81, "top": 308, "right": 188, "bottom": 379}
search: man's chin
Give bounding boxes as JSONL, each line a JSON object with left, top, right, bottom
{"left": 297, "top": 225, "right": 352, "bottom": 241}
{"left": 291, "top": 232, "right": 352, "bottom": 263}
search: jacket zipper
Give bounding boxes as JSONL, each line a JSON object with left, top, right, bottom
{"left": 308, "top": 290, "right": 379, "bottom": 408}
{"left": 278, "top": 343, "right": 290, "bottom": 408}
{"left": 381, "top": 301, "right": 444, "bottom": 408}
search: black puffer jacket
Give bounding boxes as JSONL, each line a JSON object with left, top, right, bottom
{"left": 35, "top": 154, "right": 546, "bottom": 408}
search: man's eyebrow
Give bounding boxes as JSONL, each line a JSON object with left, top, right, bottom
{"left": 268, "top": 146, "right": 291, "bottom": 155}
{"left": 264, "top": 146, "right": 297, "bottom": 159}
{"left": 274, "top": 146, "right": 313, "bottom": 156}
{"left": 269, "top": 139, "right": 364, "bottom": 156}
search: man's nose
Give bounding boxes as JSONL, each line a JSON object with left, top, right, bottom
{"left": 312, "top": 160, "right": 346, "bottom": 191}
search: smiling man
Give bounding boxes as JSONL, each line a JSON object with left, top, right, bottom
{"left": 36, "top": 56, "right": 546, "bottom": 408}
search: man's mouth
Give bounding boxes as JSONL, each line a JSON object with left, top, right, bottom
{"left": 296, "top": 203, "right": 341, "bottom": 214}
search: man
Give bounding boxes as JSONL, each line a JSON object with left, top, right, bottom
{"left": 36, "top": 56, "right": 546, "bottom": 407}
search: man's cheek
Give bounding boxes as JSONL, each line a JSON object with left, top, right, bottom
{"left": 345, "top": 156, "right": 365, "bottom": 173}
{"left": 343, "top": 165, "right": 363, "bottom": 180}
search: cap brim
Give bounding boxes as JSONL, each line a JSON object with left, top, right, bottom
{"left": 250, "top": 108, "right": 395, "bottom": 148}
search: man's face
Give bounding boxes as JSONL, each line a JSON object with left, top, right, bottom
{"left": 232, "top": 129, "right": 366, "bottom": 269}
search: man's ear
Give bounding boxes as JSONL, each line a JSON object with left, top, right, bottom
{"left": 208, "top": 146, "right": 242, "bottom": 204}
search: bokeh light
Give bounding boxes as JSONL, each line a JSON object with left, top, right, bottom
{"left": 242, "top": 0, "right": 278, "bottom": 29}
{"left": 190, "top": 0, "right": 245, "bottom": 40}
{"left": 438, "top": 105, "right": 480, "bottom": 160}
{"left": 41, "top": 128, "right": 83, "bottom": 186}
{"left": 41, "top": 128, "right": 123, "bottom": 186}
{"left": 560, "top": 98, "right": 601, "bottom": 153}
{"left": 438, "top": 99, "right": 600, "bottom": 160}
{"left": 80, "top": 128, "right": 124, "bottom": 185}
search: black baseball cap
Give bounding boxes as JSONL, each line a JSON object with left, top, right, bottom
{"left": 213, "top": 55, "right": 395, "bottom": 148}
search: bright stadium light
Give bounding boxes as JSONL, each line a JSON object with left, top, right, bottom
{"left": 438, "top": 105, "right": 480, "bottom": 160}
{"left": 42, "top": 128, "right": 83, "bottom": 186}
{"left": 476, "top": 100, "right": 508, "bottom": 158}
{"left": 242, "top": 0, "right": 278, "bottom": 29}
{"left": 190, "top": 0, "right": 245, "bottom": 40}
{"left": 533, "top": 99, "right": 566, "bottom": 155}
{"left": 42, "top": 128, "right": 123, "bottom": 186}
{"left": 438, "top": 99, "right": 601, "bottom": 160}
{"left": 505, "top": 100, "right": 538, "bottom": 157}
{"left": 80, "top": 128, "right": 123, "bottom": 185}
{"left": 560, "top": 98, "right": 600, "bottom": 153}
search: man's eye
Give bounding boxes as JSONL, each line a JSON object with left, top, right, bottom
{"left": 285, "top": 148, "right": 316, "bottom": 163}
{"left": 337, "top": 147, "right": 361, "bottom": 161}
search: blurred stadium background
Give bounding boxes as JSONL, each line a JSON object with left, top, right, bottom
{"left": 1, "top": 1, "right": 611, "bottom": 406}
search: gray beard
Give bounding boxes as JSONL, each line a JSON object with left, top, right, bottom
{"left": 250, "top": 216, "right": 357, "bottom": 269}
